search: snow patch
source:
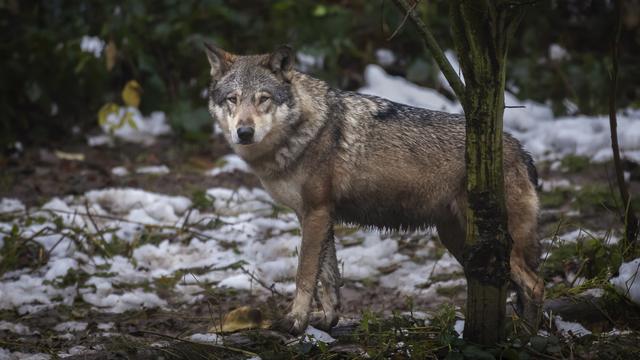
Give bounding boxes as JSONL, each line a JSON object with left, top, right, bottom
{"left": 111, "top": 166, "right": 129, "bottom": 176}
{"left": 136, "top": 165, "right": 170, "bottom": 175}
{"left": 80, "top": 36, "right": 104, "bottom": 57}
{"left": 554, "top": 315, "right": 591, "bottom": 337}
{"left": 93, "top": 108, "right": 170, "bottom": 145}
{"left": 189, "top": 333, "right": 220, "bottom": 343}
{"left": 610, "top": 258, "right": 640, "bottom": 306}
{"left": 0, "top": 198, "right": 25, "bottom": 214}
{"left": 53, "top": 321, "right": 88, "bottom": 332}
{"left": 206, "top": 154, "right": 250, "bottom": 176}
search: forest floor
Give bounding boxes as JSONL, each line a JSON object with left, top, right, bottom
{"left": 1, "top": 133, "right": 640, "bottom": 359}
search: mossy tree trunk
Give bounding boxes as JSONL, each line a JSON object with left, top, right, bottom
{"left": 391, "top": 0, "right": 526, "bottom": 345}
{"left": 449, "top": 1, "right": 524, "bottom": 344}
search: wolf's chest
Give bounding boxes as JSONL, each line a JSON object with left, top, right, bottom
{"left": 260, "top": 175, "right": 304, "bottom": 215}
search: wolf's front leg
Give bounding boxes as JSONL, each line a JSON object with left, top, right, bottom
{"left": 311, "top": 234, "right": 342, "bottom": 331}
{"left": 283, "top": 206, "right": 332, "bottom": 334}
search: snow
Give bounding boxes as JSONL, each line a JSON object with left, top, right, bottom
{"left": 80, "top": 36, "right": 104, "bottom": 58}
{"left": 53, "top": 321, "right": 88, "bottom": 332}
{"left": 554, "top": 315, "right": 591, "bottom": 337}
{"left": 610, "top": 258, "right": 640, "bottom": 306}
{"left": 454, "top": 319, "right": 465, "bottom": 337}
{"left": 296, "top": 52, "right": 324, "bottom": 72}
{"left": 188, "top": 333, "right": 220, "bottom": 343}
{"left": 82, "top": 287, "right": 167, "bottom": 314}
{"left": 0, "top": 321, "right": 34, "bottom": 335}
{"left": 206, "top": 154, "right": 250, "bottom": 176}
{"left": 549, "top": 43, "right": 570, "bottom": 61}
{"left": 0, "top": 185, "right": 460, "bottom": 318}
{"left": 91, "top": 108, "right": 170, "bottom": 145}
{"left": 359, "top": 65, "right": 461, "bottom": 113}
{"left": 359, "top": 62, "right": 640, "bottom": 163}
{"left": 111, "top": 166, "right": 129, "bottom": 176}
{"left": 136, "top": 165, "right": 170, "bottom": 175}
{"left": 0, "top": 198, "right": 25, "bottom": 214}
{"left": 84, "top": 188, "right": 191, "bottom": 221}
{"left": 375, "top": 48, "right": 396, "bottom": 66}
{"left": 0, "top": 350, "right": 51, "bottom": 360}
{"left": 303, "top": 326, "right": 336, "bottom": 344}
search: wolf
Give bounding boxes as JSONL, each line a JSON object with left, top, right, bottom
{"left": 204, "top": 43, "right": 544, "bottom": 334}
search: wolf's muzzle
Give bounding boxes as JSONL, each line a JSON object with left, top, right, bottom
{"left": 237, "top": 126, "right": 255, "bottom": 144}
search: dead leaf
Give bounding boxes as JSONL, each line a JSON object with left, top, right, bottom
{"left": 105, "top": 40, "right": 117, "bottom": 71}
{"left": 208, "top": 306, "right": 271, "bottom": 333}
{"left": 54, "top": 150, "right": 85, "bottom": 161}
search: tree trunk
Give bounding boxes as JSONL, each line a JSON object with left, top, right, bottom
{"left": 449, "top": 1, "right": 523, "bottom": 344}
{"left": 609, "top": 0, "right": 639, "bottom": 258}
{"left": 390, "top": 0, "right": 526, "bottom": 345}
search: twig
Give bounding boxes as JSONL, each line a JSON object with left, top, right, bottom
{"left": 390, "top": 0, "right": 465, "bottom": 100}
{"left": 387, "top": 0, "right": 419, "bottom": 41}
{"left": 84, "top": 201, "right": 111, "bottom": 256}
{"left": 41, "top": 208, "right": 221, "bottom": 243}
{"left": 240, "top": 266, "right": 285, "bottom": 298}
{"left": 132, "top": 330, "right": 259, "bottom": 357}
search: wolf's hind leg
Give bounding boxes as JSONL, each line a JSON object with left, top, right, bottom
{"left": 510, "top": 255, "right": 544, "bottom": 329}
{"left": 507, "top": 181, "right": 544, "bottom": 330}
{"left": 311, "top": 235, "right": 342, "bottom": 331}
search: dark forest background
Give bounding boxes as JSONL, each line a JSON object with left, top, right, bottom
{"left": 1, "top": 0, "right": 639, "bottom": 146}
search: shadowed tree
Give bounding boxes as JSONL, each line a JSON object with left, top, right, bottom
{"left": 609, "top": 0, "right": 639, "bottom": 259}
{"left": 391, "top": 0, "right": 532, "bottom": 344}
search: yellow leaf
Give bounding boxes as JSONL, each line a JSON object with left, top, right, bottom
{"left": 208, "top": 306, "right": 270, "bottom": 333}
{"left": 98, "top": 103, "right": 120, "bottom": 126}
{"left": 121, "top": 80, "right": 142, "bottom": 108}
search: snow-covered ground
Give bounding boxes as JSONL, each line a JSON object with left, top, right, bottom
{"left": 0, "top": 186, "right": 462, "bottom": 316}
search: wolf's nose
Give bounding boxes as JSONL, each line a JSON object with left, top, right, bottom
{"left": 237, "top": 126, "right": 255, "bottom": 143}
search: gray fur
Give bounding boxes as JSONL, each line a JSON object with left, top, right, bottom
{"left": 205, "top": 45, "right": 544, "bottom": 334}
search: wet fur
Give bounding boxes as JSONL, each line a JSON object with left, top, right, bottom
{"left": 205, "top": 45, "right": 544, "bottom": 333}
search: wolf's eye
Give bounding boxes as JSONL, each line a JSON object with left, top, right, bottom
{"left": 226, "top": 96, "right": 237, "bottom": 104}
{"left": 258, "top": 95, "right": 271, "bottom": 104}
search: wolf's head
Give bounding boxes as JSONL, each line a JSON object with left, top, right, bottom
{"left": 204, "top": 44, "right": 298, "bottom": 149}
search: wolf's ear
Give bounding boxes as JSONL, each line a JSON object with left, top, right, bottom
{"left": 269, "top": 45, "right": 295, "bottom": 82}
{"left": 204, "top": 42, "right": 234, "bottom": 79}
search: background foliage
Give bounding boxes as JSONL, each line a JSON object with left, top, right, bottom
{"left": 1, "top": 0, "right": 639, "bottom": 146}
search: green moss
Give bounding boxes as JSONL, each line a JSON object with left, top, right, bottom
{"left": 540, "top": 188, "right": 573, "bottom": 208}
{"left": 191, "top": 189, "right": 214, "bottom": 211}
{"left": 560, "top": 155, "right": 591, "bottom": 173}
{"left": 573, "top": 184, "right": 618, "bottom": 213}
{"left": 436, "top": 284, "right": 466, "bottom": 297}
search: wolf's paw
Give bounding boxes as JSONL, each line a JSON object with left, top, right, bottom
{"left": 273, "top": 311, "right": 309, "bottom": 335}
{"left": 309, "top": 311, "right": 339, "bottom": 332}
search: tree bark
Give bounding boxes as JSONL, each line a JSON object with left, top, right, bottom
{"left": 449, "top": 1, "right": 524, "bottom": 344}
{"left": 391, "top": 0, "right": 526, "bottom": 344}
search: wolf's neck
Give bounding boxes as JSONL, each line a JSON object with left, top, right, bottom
{"left": 248, "top": 72, "right": 330, "bottom": 177}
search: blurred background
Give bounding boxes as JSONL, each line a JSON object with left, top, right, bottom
{"left": 2, "top": 0, "right": 639, "bottom": 146}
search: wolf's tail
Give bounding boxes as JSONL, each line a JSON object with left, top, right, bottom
{"left": 520, "top": 148, "right": 539, "bottom": 189}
